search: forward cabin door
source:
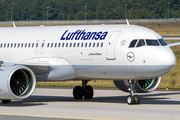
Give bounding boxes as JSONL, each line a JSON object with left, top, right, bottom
{"left": 106, "top": 31, "right": 121, "bottom": 60}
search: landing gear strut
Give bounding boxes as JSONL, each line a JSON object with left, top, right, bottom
{"left": 73, "top": 80, "right": 94, "bottom": 100}
{"left": 126, "top": 80, "right": 140, "bottom": 105}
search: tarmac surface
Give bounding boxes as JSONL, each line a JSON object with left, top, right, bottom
{"left": 0, "top": 87, "right": 180, "bottom": 120}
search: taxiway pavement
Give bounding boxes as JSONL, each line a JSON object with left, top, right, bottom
{"left": 0, "top": 88, "right": 180, "bottom": 120}
{"left": 163, "top": 36, "right": 180, "bottom": 40}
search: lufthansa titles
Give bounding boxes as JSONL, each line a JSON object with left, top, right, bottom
{"left": 60, "top": 30, "right": 108, "bottom": 41}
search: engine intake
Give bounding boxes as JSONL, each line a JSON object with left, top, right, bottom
{"left": 0, "top": 65, "right": 36, "bottom": 100}
{"left": 113, "top": 77, "right": 161, "bottom": 93}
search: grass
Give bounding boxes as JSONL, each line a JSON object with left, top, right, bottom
{"left": 1, "top": 21, "right": 180, "bottom": 36}
{"left": 37, "top": 80, "right": 116, "bottom": 88}
{"left": 140, "top": 22, "right": 180, "bottom": 36}
{"left": 131, "top": 22, "right": 180, "bottom": 36}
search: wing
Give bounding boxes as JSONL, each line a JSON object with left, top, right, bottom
{"left": 168, "top": 42, "right": 180, "bottom": 47}
{"left": 14, "top": 61, "right": 50, "bottom": 74}
{"left": 14, "top": 57, "right": 77, "bottom": 80}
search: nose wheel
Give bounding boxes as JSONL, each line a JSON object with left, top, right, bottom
{"left": 126, "top": 80, "right": 140, "bottom": 105}
{"left": 127, "top": 95, "right": 140, "bottom": 105}
{"left": 127, "top": 95, "right": 134, "bottom": 105}
{"left": 73, "top": 80, "right": 94, "bottom": 100}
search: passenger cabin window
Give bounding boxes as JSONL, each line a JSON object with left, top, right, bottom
{"left": 58, "top": 43, "right": 61, "bottom": 47}
{"left": 55, "top": 43, "right": 57, "bottom": 47}
{"left": 36, "top": 43, "right": 38, "bottom": 47}
{"left": 146, "top": 39, "right": 159, "bottom": 46}
{"left": 93, "top": 43, "right": 95, "bottom": 47}
{"left": 101, "top": 43, "right": 103, "bottom": 47}
{"left": 129, "top": 40, "right": 137, "bottom": 48}
{"left": 158, "top": 38, "right": 167, "bottom": 46}
{"left": 136, "top": 39, "right": 145, "bottom": 47}
{"left": 97, "top": 43, "right": 99, "bottom": 47}
{"left": 47, "top": 43, "right": 50, "bottom": 48}
{"left": 73, "top": 43, "right": 76, "bottom": 47}
{"left": 32, "top": 43, "right": 34, "bottom": 48}
{"left": 66, "top": 43, "right": 68, "bottom": 47}
{"left": 89, "top": 43, "right": 91, "bottom": 47}
{"left": 42, "top": 43, "right": 44, "bottom": 48}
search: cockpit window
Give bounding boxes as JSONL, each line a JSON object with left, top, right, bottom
{"left": 136, "top": 39, "right": 145, "bottom": 47}
{"left": 146, "top": 39, "right": 160, "bottom": 46}
{"left": 129, "top": 40, "right": 137, "bottom": 48}
{"left": 158, "top": 38, "right": 167, "bottom": 46}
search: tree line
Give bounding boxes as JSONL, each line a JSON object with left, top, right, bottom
{"left": 0, "top": 0, "right": 180, "bottom": 21}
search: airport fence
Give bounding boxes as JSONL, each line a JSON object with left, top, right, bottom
{"left": 0, "top": 18, "right": 179, "bottom": 25}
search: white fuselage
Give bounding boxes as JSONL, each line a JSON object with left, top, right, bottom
{"left": 0, "top": 24, "right": 176, "bottom": 81}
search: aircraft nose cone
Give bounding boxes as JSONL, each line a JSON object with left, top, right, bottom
{"left": 155, "top": 47, "right": 176, "bottom": 73}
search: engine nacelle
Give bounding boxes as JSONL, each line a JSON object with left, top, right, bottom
{"left": 0, "top": 65, "right": 36, "bottom": 100}
{"left": 113, "top": 77, "right": 161, "bottom": 93}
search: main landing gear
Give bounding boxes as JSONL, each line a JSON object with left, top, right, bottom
{"left": 126, "top": 80, "right": 140, "bottom": 105}
{"left": 73, "top": 80, "right": 94, "bottom": 100}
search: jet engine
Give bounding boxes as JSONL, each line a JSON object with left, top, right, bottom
{"left": 0, "top": 65, "right": 36, "bottom": 100}
{"left": 113, "top": 77, "right": 161, "bottom": 93}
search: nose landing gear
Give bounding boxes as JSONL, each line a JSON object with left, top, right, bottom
{"left": 126, "top": 80, "right": 140, "bottom": 105}
{"left": 73, "top": 80, "right": 94, "bottom": 100}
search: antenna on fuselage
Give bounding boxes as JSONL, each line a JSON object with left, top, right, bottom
{"left": 13, "top": 22, "right": 16, "bottom": 28}
{"left": 126, "top": 19, "right": 129, "bottom": 26}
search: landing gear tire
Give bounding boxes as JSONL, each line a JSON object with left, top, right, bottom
{"left": 84, "top": 85, "right": 93, "bottom": 99}
{"left": 2, "top": 100, "right": 11, "bottom": 104}
{"left": 127, "top": 95, "right": 134, "bottom": 105}
{"left": 73, "top": 86, "right": 84, "bottom": 100}
{"left": 134, "top": 95, "right": 140, "bottom": 104}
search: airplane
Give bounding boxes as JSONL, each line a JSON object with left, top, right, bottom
{"left": 0, "top": 20, "right": 179, "bottom": 105}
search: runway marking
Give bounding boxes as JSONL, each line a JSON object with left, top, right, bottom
{"left": 0, "top": 113, "right": 118, "bottom": 120}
